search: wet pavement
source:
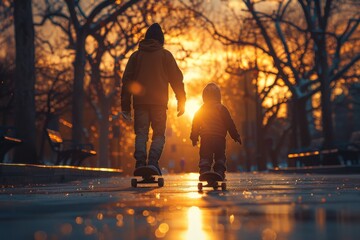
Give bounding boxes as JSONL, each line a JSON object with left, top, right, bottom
{"left": 1, "top": 172, "right": 360, "bottom": 240}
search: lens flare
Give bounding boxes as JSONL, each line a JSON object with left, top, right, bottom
{"left": 185, "top": 98, "right": 202, "bottom": 119}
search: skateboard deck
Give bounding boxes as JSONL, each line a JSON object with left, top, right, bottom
{"left": 131, "top": 166, "right": 164, "bottom": 187}
{"left": 198, "top": 171, "right": 226, "bottom": 191}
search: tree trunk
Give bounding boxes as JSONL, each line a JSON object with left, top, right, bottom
{"left": 98, "top": 100, "right": 110, "bottom": 167}
{"left": 297, "top": 98, "right": 311, "bottom": 147}
{"left": 289, "top": 100, "right": 299, "bottom": 150}
{"left": 319, "top": 58, "right": 333, "bottom": 148}
{"left": 71, "top": 32, "right": 86, "bottom": 144}
{"left": 316, "top": 28, "right": 334, "bottom": 149}
{"left": 320, "top": 78, "right": 333, "bottom": 147}
{"left": 290, "top": 97, "right": 311, "bottom": 150}
{"left": 256, "top": 95, "right": 267, "bottom": 171}
{"left": 13, "top": 0, "right": 38, "bottom": 163}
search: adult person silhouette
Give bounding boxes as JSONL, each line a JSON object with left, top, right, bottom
{"left": 121, "top": 23, "right": 186, "bottom": 175}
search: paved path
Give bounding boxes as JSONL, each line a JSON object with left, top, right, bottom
{"left": 1, "top": 172, "right": 360, "bottom": 239}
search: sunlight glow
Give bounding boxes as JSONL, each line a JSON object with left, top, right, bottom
{"left": 1, "top": 163, "right": 122, "bottom": 173}
{"left": 185, "top": 98, "right": 202, "bottom": 119}
{"left": 186, "top": 192, "right": 202, "bottom": 199}
{"left": 185, "top": 206, "right": 208, "bottom": 240}
{"left": 264, "top": 205, "right": 294, "bottom": 234}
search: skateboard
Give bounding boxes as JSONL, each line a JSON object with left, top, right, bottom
{"left": 131, "top": 166, "right": 164, "bottom": 187}
{"left": 198, "top": 171, "right": 226, "bottom": 191}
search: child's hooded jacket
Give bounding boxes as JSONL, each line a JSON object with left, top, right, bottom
{"left": 190, "top": 83, "right": 240, "bottom": 143}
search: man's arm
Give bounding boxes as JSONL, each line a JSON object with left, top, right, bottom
{"left": 121, "top": 52, "right": 137, "bottom": 112}
{"left": 165, "top": 50, "right": 186, "bottom": 116}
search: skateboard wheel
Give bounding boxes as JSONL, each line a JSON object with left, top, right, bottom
{"left": 158, "top": 177, "right": 164, "bottom": 187}
{"left": 197, "top": 182, "right": 203, "bottom": 191}
{"left": 221, "top": 182, "right": 226, "bottom": 191}
{"left": 131, "top": 178, "right": 137, "bottom": 188}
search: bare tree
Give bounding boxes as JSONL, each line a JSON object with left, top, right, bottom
{"left": 243, "top": 0, "right": 360, "bottom": 148}
{"left": 0, "top": 0, "right": 14, "bottom": 126}
{"left": 36, "top": 0, "right": 196, "bottom": 167}
{"left": 37, "top": 0, "right": 142, "bottom": 144}
{"left": 184, "top": 0, "right": 360, "bottom": 169}
{"left": 0, "top": 0, "right": 13, "bottom": 33}
{"left": 0, "top": 59, "right": 14, "bottom": 125}
{"left": 13, "top": 0, "right": 38, "bottom": 163}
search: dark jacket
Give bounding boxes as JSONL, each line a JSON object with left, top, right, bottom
{"left": 190, "top": 83, "right": 240, "bottom": 143}
{"left": 190, "top": 102, "right": 240, "bottom": 143}
{"left": 121, "top": 39, "right": 185, "bottom": 111}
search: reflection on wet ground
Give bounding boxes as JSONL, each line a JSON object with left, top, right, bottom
{"left": 1, "top": 172, "right": 360, "bottom": 239}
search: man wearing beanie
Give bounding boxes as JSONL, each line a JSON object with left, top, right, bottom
{"left": 121, "top": 23, "right": 186, "bottom": 175}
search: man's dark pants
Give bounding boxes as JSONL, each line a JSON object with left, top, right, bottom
{"left": 199, "top": 135, "right": 226, "bottom": 178}
{"left": 134, "top": 105, "right": 166, "bottom": 173}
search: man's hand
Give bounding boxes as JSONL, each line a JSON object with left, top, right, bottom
{"left": 192, "top": 140, "right": 198, "bottom": 147}
{"left": 121, "top": 111, "right": 132, "bottom": 121}
{"left": 177, "top": 101, "right": 185, "bottom": 117}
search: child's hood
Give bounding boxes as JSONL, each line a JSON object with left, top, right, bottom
{"left": 202, "top": 83, "right": 221, "bottom": 104}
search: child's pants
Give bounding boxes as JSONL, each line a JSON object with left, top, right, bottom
{"left": 199, "top": 135, "right": 226, "bottom": 178}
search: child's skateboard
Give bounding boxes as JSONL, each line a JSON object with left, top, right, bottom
{"left": 198, "top": 171, "right": 226, "bottom": 191}
{"left": 131, "top": 166, "right": 164, "bottom": 188}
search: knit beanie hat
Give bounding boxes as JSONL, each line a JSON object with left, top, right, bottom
{"left": 202, "top": 83, "right": 222, "bottom": 103}
{"left": 145, "top": 23, "right": 165, "bottom": 45}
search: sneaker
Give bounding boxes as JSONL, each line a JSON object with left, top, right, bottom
{"left": 199, "top": 167, "right": 211, "bottom": 175}
{"left": 148, "top": 161, "right": 162, "bottom": 175}
{"left": 215, "top": 171, "right": 225, "bottom": 180}
{"left": 135, "top": 161, "right": 146, "bottom": 169}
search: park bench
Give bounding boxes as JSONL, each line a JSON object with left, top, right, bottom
{"left": 45, "top": 128, "right": 96, "bottom": 166}
{"left": 288, "top": 132, "right": 360, "bottom": 167}
{"left": 288, "top": 138, "right": 325, "bottom": 167}
{"left": 0, "top": 126, "right": 22, "bottom": 162}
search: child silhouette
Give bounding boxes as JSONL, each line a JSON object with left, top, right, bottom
{"left": 190, "top": 83, "right": 241, "bottom": 179}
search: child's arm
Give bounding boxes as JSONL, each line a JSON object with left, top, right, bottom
{"left": 221, "top": 106, "right": 242, "bottom": 144}
{"left": 190, "top": 111, "right": 201, "bottom": 146}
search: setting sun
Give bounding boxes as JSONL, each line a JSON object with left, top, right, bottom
{"left": 185, "top": 98, "right": 202, "bottom": 119}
